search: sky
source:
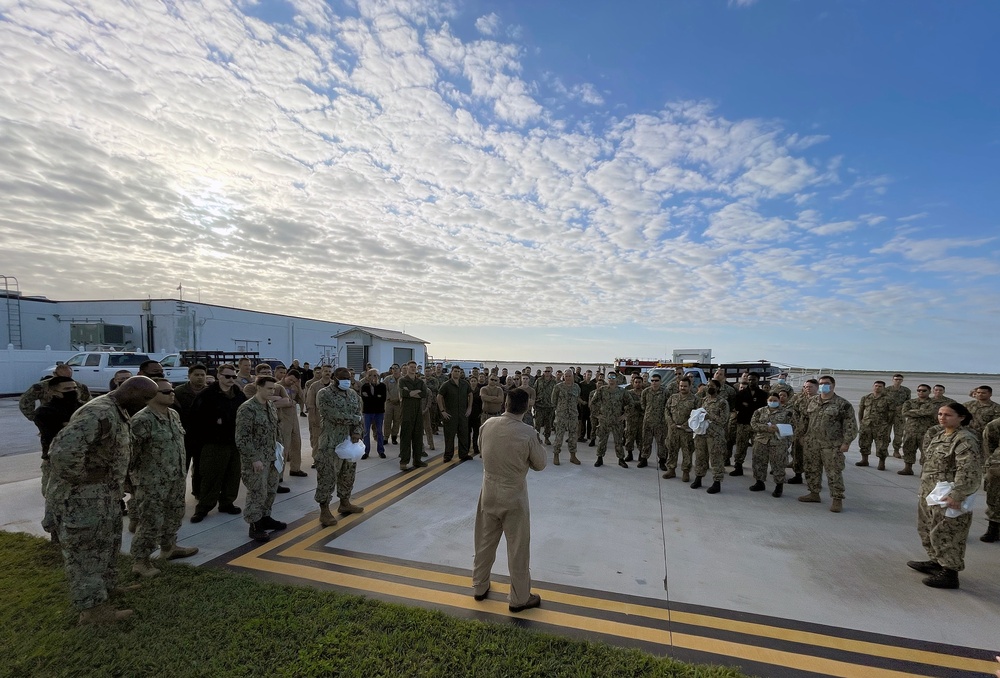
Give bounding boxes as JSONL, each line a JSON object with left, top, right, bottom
{"left": 1, "top": 0, "right": 998, "bottom": 371}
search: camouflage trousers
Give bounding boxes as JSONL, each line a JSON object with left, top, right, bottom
{"left": 804, "top": 443, "right": 846, "bottom": 499}
{"left": 917, "top": 495, "right": 972, "bottom": 571}
{"left": 552, "top": 417, "right": 577, "bottom": 455}
{"left": 535, "top": 407, "right": 554, "bottom": 440}
{"left": 595, "top": 420, "right": 624, "bottom": 459}
{"left": 694, "top": 432, "right": 726, "bottom": 482}
{"left": 667, "top": 426, "right": 695, "bottom": 473}
{"left": 859, "top": 423, "right": 891, "bottom": 458}
{"left": 640, "top": 422, "right": 667, "bottom": 463}
{"left": 308, "top": 412, "right": 322, "bottom": 458}
{"left": 726, "top": 414, "right": 738, "bottom": 455}
{"left": 751, "top": 440, "right": 787, "bottom": 485}
{"left": 624, "top": 415, "right": 643, "bottom": 454}
{"left": 890, "top": 412, "right": 903, "bottom": 452}
{"left": 241, "top": 462, "right": 279, "bottom": 524}
{"left": 55, "top": 483, "right": 122, "bottom": 611}
{"left": 130, "top": 477, "right": 186, "bottom": 559}
{"left": 985, "top": 470, "right": 1000, "bottom": 522}
{"left": 315, "top": 451, "right": 357, "bottom": 505}
{"left": 791, "top": 435, "right": 805, "bottom": 474}
{"left": 901, "top": 424, "right": 931, "bottom": 465}
{"left": 40, "top": 458, "right": 57, "bottom": 535}
{"left": 734, "top": 423, "right": 753, "bottom": 466}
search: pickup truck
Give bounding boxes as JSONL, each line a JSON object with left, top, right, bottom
{"left": 44, "top": 352, "right": 152, "bottom": 393}
{"left": 648, "top": 366, "right": 710, "bottom": 391}
{"left": 158, "top": 353, "right": 192, "bottom": 385}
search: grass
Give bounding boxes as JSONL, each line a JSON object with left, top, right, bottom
{"left": 0, "top": 531, "right": 750, "bottom": 678}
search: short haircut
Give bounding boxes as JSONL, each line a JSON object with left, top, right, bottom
{"left": 874, "top": 380, "right": 885, "bottom": 387}
{"left": 805, "top": 378, "right": 819, "bottom": 386}
{"left": 979, "top": 385, "right": 993, "bottom": 394}
{"left": 138, "top": 360, "right": 160, "bottom": 372}
{"left": 255, "top": 363, "right": 272, "bottom": 374}
{"left": 334, "top": 367, "right": 350, "bottom": 379}
{"left": 188, "top": 363, "right": 207, "bottom": 375}
{"left": 678, "top": 377, "right": 691, "bottom": 385}
{"left": 819, "top": 375, "right": 836, "bottom": 385}
{"left": 749, "top": 372, "right": 761, "bottom": 379}
{"left": 940, "top": 402, "right": 972, "bottom": 426}
{"left": 48, "top": 376, "right": 75, "bottom": 387}
{"left": 505, "top": 387, "right": 530, "bottom": 415}
{"left": 407, "top": 360, "right": 417, "bottom": 366}
{"left": 255, "top": 376, "right": 277, "bottom": 387}
{"left": 152, "top": 377, "right": 171, "bottom": 387}
{"left": 218, "top": 363, "right": 236, "bottom": 373}
{"left": 238, "top": 357, "right": 251, "bottom": 365}
{"left": 287, "top": 369, "right": 300, "bottom": 378}
{"left": 893, "top": 373, "right": 904, "bottom": 379}
{"left": 933, "top": 384, "right": 945, "bottom": 390}
{"left": 917, "top": 383, "right": 931, "bottom": 390}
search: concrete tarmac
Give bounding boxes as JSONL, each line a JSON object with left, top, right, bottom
{"left": 3, "top": 372, "right": 999, "bottom": 677}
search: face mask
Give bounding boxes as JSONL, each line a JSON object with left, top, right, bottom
{"left": 768, "top": 401, "right": 780, "bottom": 409}
{"left": 818, "top": 384, "right": 831, "bottom": 395}
{"left": 337, "top": 380, "right": 351, "bottom": 390}
{"left": 62, "top": 392, "right": 79, "bottom": 404}
{"left": 777, "top": 379, "right": 786, "bottom": 385}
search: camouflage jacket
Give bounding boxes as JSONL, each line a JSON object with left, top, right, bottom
{"left": 641, "top": 387, "right": 669, "bottom": 427}
{"left": 130, "top": 406, "right": 186, "bottom": 485}
{"left": 534, "top": 376, "right": 557, "bottom": 409}
{"left": 590, "top": 385, "right": 624, "bottom": 424}
{"left": 19, "top": 379, "right": 92, "bottom": 421}
{"left": 981, "top": 418, "right": 1000, "bottom": 470}
{"left": 858, "top": 393, "right": 895, "bottom": 427}
{"left": 921, "top": 428, "right": 983, "bottom": 503}
{"left": 700, "top": 396, "right": 730, "bottom": 438}
{"left": 235, "top": 397, "right": 279, "bottom": 464}
{"left": 802, "top": 394, "right": 857, "bottom": 447}
{"left": 48, "top": 395, "right": 131, "bottom": 495}
{"left": 623, "top": 388, "right": 644, "bottom": 419}
{"left": 551, "top": 382, "right": 581, "bottom": 421}
{"left": 900, "top": 398, "right": 937, "bottom": 432}
{"left": 885, "top": 384, "right": 911, "bottom": 409}
{"left": 666, "top": 393, "right": 699, "bottom": 430}
{"left": 750, "top": 405, "right": 793, "bottom": 444}
{"left": 317, "top": 385, "right": 363, "bottom": 452}
{"left": 963, "top": 399, "right": 1000, "bottom": 435}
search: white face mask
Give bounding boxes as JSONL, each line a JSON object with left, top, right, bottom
{"left": 337, "top": 379, "right": 352, "bottom": 390}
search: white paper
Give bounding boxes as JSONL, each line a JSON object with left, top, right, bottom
{"left": 925, "top": 480, "right": 976, "bottom": 517}
{"left": 274, "top": 441, "right": 285, "bottom": 473}
{"left": 776, "top": 423, "right": 794, "bottom": 438}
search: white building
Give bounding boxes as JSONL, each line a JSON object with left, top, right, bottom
{"left": 1, "top": 292, "right": 427, "bottom": 372}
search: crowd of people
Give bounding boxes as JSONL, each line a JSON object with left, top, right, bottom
{"left": 18, "top": 358, "right": 1000, "bottom": 622}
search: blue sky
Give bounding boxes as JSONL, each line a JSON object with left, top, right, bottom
{"left": 0, "top": 0, "right": 998, "bottom": 371}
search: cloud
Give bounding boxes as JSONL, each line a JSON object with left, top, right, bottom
{"left": 474, "top": 12, "right": 501, "bottom": 36}
{"left": 728, "top": 0, "right": 758, "bottom": 7}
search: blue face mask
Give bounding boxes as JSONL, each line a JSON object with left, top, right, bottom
{"left": 818, "top": 384, "right": 832, "bottom": 395}
{"left": 768, "top": 401, "right": 780, "bottom": 408}
{"left": 337, "top": 380, "right": 352, "bottom": 390}
{"left": 777, "top": 379, "right": 786, "bottom": 385}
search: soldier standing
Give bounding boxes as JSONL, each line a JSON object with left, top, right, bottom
{"left": 437, "top": 366, "right": 473, "bottom": 462}
{"left": 885, "top": 374, "right": 912, "bottom": 458}
{"left": 963, "top": 385, "right": 1000, "bottom": 438}
{"left": 622, "top": 375, "right": 645, "bottom": 465}
{"left": 533, "top": 367, "right": 557, "bottom": 445}
{"left": 663, "top": 377, "right": 700, "bottom": 483}
{"left": 382, "top": 364, "right": 403, "bottom": 445}
{"left": 857, "top": 381, "right": 895, "bottom": 470}
{"left": 731, "top": 373, "right": 769, "bottom": 477}
{"left": 898, "top": 384, "right": 936, "bottom": 475}
{"left": 236, "top": 376, "right": 287, "bottom": 543}
{"left": 305, "top": 366, "right": 333, "bottom": 466}
{"left": 550, "top": 370, "right": 581, "bottom": 466}
{"left": 479, "top": 376, "right": 506, "bottom": 425}
{"left": 690, "top": 382, "right": 730, "bottom": 494}
{"left": 316, "top": 367, "right": 365, "bottom": 526}
{"left": 798, "top": 375, "right": 857, "bottom": 513}
{"left": 640, "top": 374, "right": 669, "bottom": 473}
{"left": 907, "top": 402, "right": 983, "bottom": 589}
{"left": 130, "top": 378, "right": 198, "bottom": 576}
{"left": 189, "top": 364, "right": 247, "bottom": 522}
{"left": 578, "top": 370, "right": 596, "bottom": 442}
{"left": 20, "top": 363, "right": 91, "bottom": 421}
{"left": 749, "top": 394, "right": 793, "bottom": 496}
{"left": 590, "top": 373, "right": 627, "bottom": 468}
{"left": 979, "top": 417, "right": 1000, "bottom": 543}
{"left": 786, "top": 380, "right": 817, "bottom": 485}
{"left": 769, "top": 372, "right": 794, "bottom": 400}
{"left": 398, "top": 361, "right": 428, "bottom": 471}
{"left": 47, "top": 377, "right": 157, "bottom": 624}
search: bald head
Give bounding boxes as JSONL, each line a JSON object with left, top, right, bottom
{"left": 109, "top": 376, "right": 158, "bottom": 414}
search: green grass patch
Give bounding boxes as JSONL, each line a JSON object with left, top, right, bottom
{"left": 0, "top": 531, "right": 750, "bottom": 677}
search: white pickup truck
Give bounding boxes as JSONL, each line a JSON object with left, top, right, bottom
{"left": 43, "top": 352, "right": 152, "bottom": 393}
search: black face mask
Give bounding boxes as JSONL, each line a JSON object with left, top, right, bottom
{"left": 61, "top": 392, "right": 79, "bottom": 405}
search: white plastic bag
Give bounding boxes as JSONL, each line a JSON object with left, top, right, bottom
{"left": 274, "top": 441, "right": 285, "bottom": 474}
{"left": 925, "top": 481, "right": 976, "bottom": 518}
{"left": 334, "top": 438, "right": 366, "bottom": 462}
{"left": 688, "top": 408, "right": 708, "bottom": 436}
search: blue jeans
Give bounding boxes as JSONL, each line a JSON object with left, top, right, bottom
{"left": 363, "top": 413, "right": 385, "bottom": 455}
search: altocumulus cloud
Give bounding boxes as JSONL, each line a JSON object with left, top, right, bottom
{"left": 0, "top": 0, "right": 985, "bottom": 335}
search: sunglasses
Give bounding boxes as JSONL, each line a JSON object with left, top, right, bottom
{"left": 219, "top": 374, "right": 236, "bottom": 379}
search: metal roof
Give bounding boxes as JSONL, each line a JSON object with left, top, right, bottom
{"left": 332, "top": 326, "right": 427, "bottom": 344}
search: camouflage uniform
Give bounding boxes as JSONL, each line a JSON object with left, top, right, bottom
{"left": 787, "top": 392, "right": 810, "bottom": 475}
{"left": 769, "top": 382, "right": 794, "bottom": 400}
{"left": 398, "top": 375, "right": 427, "bottom": 466}
{"left": 590, "top": 385, "right": 625, "bottom": 460}
{"left": 918, "top": 428, "right": 983, "bottom": 571}
{"left": 900, "top": 397, "right": 937, "bottom": 465}
{"left": 963, "top": 399, "right": 1000, "bottom": 439}
{"left": 316, "top": 385, "right": 363, "bottom": 505}
{"left": 47, "top": 396, "right": 131, "bottom": 611}
{"left": 129, "top": 407, "right": 187, "bottom": 559}
{"left": 693, "top": 396, "right": 730, "bottom": 482}
{"left": 20, "top": 379, "right": 91, "bottom": 420}
{"left": 306, "top": 379, "right": 331, "bottom": 460}
{"left": 622, "top": 388, "right": 644, "bottom": 457}
{"left": 981, "top": 419, "right": 1000, "bottom": 524}
{"left": 425, "top": 373, "right": 442, "bottom": 438}
{"left": 750, "top": 405, "right": 793, "bottom": 485}
{"left": 884, "top": 384, "right": 911, "bottom": 453}
{"left": 858, "top": 393, "right": 895, "bottom": 460}
{"left": 665, "top": 392, "right": 699, "bottom": 473}
{"left": 639, "top": 387, "right": 669, "bottom": 464}
{"left": 801, "top": 395, "right": 858, "bottom": 500}
{"left": 551, "top": 381, "right": 581, "bottom": 457}
{"left": 235, "top": 398, "right": 280, "bottom": 525}
{"left": 533, "top": 376, "right": 557, "bottom": 442}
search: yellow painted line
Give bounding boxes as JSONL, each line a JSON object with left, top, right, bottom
{"left": 672, "top": 611, "right": 997, "bottom": 675}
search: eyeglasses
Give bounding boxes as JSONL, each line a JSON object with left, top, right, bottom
{"left": 917, "top": 389, "right": 929, "bottom": 392}
{"left": 219, "top": 373, "right": 236, "bottom": 379}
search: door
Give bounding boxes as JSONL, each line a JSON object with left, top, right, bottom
{"left": 76, "top": 353, "right": 102, "bottom": 390}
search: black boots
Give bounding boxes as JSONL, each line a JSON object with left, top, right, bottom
{"left": 749, "top": 481, "right": 765, "bottom": 492}
{"left": 690, "top": 476, "right": 702, "bottom": 489}
{"left": 729, "top": 466, "right": 743, "bottom": 477}
{"left": 249, "top": 521, "right": 270, "bottom": 542}
{"left": 981, "top": 521, "right": 1000, "bottom": 543}
{"left": 706, "top": 481, "right": 721, "bottom": 494}
{"left": 922, "top": 568, "right": 959, "bottom": 589}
